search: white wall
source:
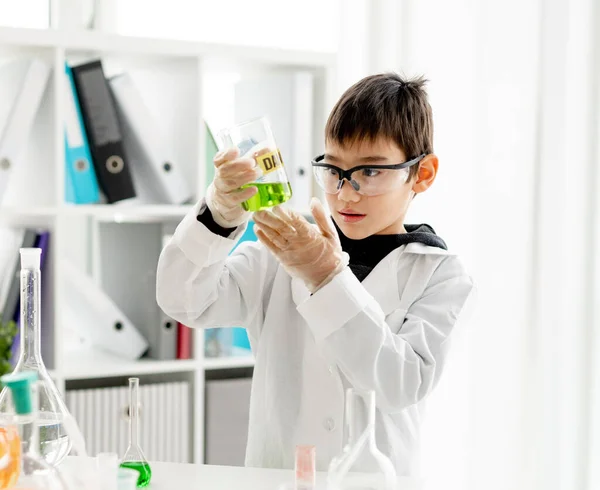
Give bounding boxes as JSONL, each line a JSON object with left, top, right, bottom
{"left": 114, "top": 0, "right": 340, "bottom": 52}
{"left": 0, "top": 0, "right": 49, "bottom": 28}
{"left": 335, "top": 2, "right": 600, "bottom": 490}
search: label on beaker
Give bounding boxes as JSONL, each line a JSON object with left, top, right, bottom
{"left": 255, "top": 149, "right": 284, "bottom": 176}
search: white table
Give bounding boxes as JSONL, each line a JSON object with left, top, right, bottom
{"left": 61, "top": 458, "right": 423, "bottom": 489}
{"left": 146, "top": 461, "right": 423, "bottom": 490}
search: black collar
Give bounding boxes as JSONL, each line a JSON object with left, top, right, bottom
{"left": 334, "top": 221, "right": 447, "bottom": 282}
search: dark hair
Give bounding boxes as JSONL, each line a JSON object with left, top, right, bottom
{"left": 325, "top": 73, "right": 433, "bottom": 180}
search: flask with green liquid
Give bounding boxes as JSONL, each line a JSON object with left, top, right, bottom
{"left": 218, "top": 116, "right": 293, "bottom": 212}
{"left": 120, "top": 378, "right": 151, "bottom": 488}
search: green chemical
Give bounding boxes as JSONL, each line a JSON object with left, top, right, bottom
{"left": 121, "top": 461, "right": 152, "bottom": 488}
{"left": 241, "top": 182, "right": 292, "bottom": 212}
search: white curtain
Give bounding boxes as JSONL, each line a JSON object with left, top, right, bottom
{"left": 337, "top": 0, "right": 600, "bottom": 489}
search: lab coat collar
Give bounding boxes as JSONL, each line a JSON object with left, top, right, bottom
{"left": 403, "top": 242, "right": 454, "bottom": 255}
{"left": 291, "top": 242, "right": 455, "bottom": 314}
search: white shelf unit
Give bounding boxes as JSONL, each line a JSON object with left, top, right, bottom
{"left": 61, "top": 349, "right": 201, "bottom": 380}
{"left": 0, "top": 23, "right": 335, "bottom": 465}
{"left": 203, "top": 354, "right": 256, "bottom": 372}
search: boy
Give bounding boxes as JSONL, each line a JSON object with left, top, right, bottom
{"left": 156, "top": 73, "right": 475, "bottom": 476}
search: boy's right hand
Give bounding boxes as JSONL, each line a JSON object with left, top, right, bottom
{"left": 206, "top": 147, "right": 262, "bottom": 228}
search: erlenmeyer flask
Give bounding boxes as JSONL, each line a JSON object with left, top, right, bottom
{"left": 120, "top": 378, "right": 151, "bottom": 488}
{"left": 1, "top": 371, "right": 69, "bottom": 490}
{"left": 327, "top": 389, "right": 397, "bottom": 490}
{"left": 0, "top": 248, "right": 73, "bottom": 466}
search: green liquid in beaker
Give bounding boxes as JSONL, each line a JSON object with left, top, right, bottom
{"left": 121, "top": 461, "right": 152, "bottom": 488}
{"left": 241, "top": 182, "right": 292, "bottom": 212}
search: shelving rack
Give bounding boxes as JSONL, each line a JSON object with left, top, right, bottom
{"left": 0, "top": 18, "right": 336, "bottom": 464}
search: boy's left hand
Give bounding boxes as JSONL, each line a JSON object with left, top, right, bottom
{"left": 253, "top": 198, "right": 349, "bottom": 293}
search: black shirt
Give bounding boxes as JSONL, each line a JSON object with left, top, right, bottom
{"left": 333, "top": 221, "right": 447, "bottom": 282}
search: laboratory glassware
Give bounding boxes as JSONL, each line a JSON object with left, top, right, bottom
{"left": 218, "top": 116, "right": 293, "bottom": 211}
{"left": 1, "top": 371, "right": 69, "bottom": 490}
{"left": 0, "top": 420, "right": 19, "bottom": 487}
{"left": 0, "top": 248, "right": 75, "bottom": 466}
{"left": 120, "top": 378, "right": 151, "bottom": 488}
{"left": 327, "top": 389, "right": 397, "bottom": 490}
{"left": 117, "top": 467, "right": 139, "bottom": 490}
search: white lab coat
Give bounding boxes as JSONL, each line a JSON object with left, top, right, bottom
{"left": 156, "top": 200, "right": 475, "bottom": 476}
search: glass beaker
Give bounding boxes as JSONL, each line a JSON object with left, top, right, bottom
{"left": 295, "top": 444, "right": 316, "bottom": 489}
{"left": 96, "top": 452, "right": 119, "bottom": 490}
{"left": 217, "top": 116, "right": 293, "bottom": 212}
{"left": 117, "top": 467, "right": 139, "bottom": 490}
{"left": 1, "top": 371, "right": 69, "bottom": 490}
{"left": 120, "top": 378, "right": 152, "bottom": 488}
{"left": 327, "top": 389, "right": 397, "bottom": 490}
{"left": 0, "top": 423, "right": 19, "bottom": 488}
{"left": 0, "top": 249, "right": 75, "bottom": 467}
{"left": 88, "top": 452, "right": 125, "bottom": 490}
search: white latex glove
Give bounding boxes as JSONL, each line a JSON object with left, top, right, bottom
{"left": 253, "top": 198, "right": 349, "bottom": 293}
{"left": 205, "top": 147, "right": 262, "bottom": 228}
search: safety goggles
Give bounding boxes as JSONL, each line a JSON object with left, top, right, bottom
{"left": 311, "top": 153, "right": 425, "bottom": 196}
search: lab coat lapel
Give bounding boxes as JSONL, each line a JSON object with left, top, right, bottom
{"left": 290, "top": 248, "right": 402, "bottom": 316}
{"left": 360, "top": 249, "right": 401, "bottom": 315}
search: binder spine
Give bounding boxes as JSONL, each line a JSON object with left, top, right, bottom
{"left": 0, "top": 60, "right": 50, "bottom": 202}
{"left": 64, "top": 64, "right": 100, "bottom": 205}
{"left": 70, "top": 60, "right": 136, "bottom": 203}
{"left": 109, "top": 73, "right": 192, "bottom": 205}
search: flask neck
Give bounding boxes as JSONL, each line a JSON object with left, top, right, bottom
{"left": 19, "top": 382, "right": 40, "bottom": 459}
{"left": 346, "top": 389, "right": 376, "bottom": 445}
{"left": 17, "top": 267, "right": 43, "bottom": 366}
{"left": 128, "top": 379, "right": 140, "bottom": 448}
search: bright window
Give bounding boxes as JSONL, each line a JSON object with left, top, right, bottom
{"left": 115, "top": 0, "right": 340, "bottom": 52}
{"left": 0, "top": 0, "right": 49, "bottom": 28}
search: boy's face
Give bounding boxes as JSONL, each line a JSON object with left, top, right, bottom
{"left": 323, "top": 138, "right": 430, "bottom": 239}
